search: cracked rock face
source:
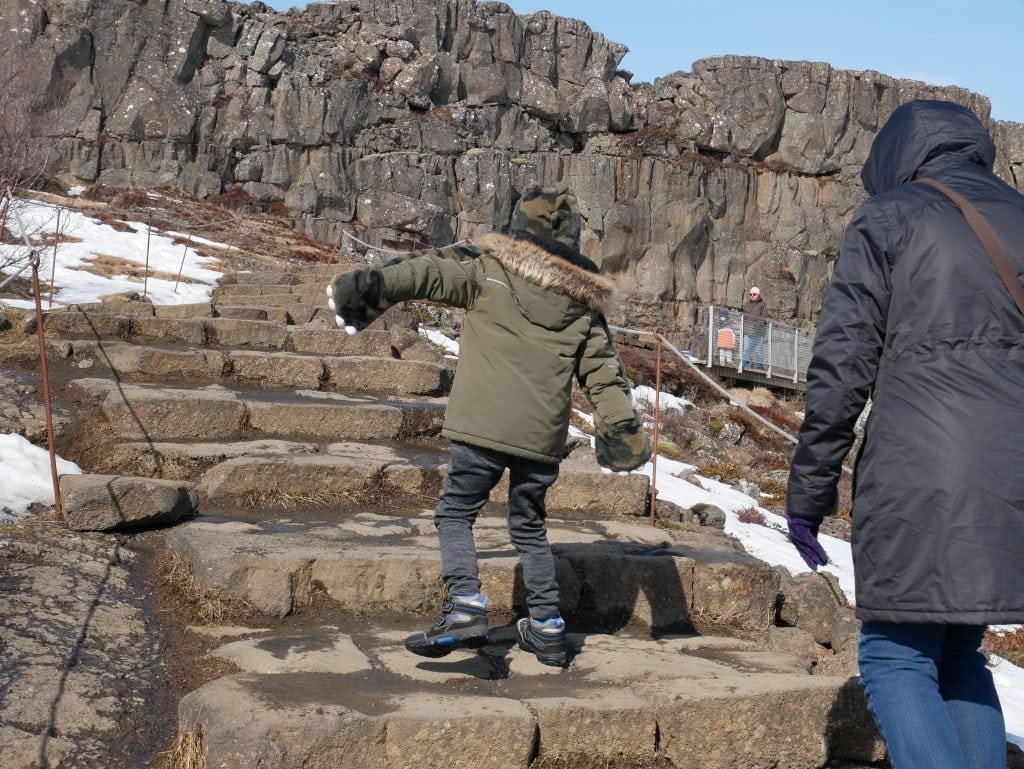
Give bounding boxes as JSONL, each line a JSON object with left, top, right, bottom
{"left": 8, "top": 0, "right": 1024, "bottom": 330}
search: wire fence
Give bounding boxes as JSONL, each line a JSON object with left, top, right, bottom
{"left": 706, "top": 304, "right": 815, "bottom": 383}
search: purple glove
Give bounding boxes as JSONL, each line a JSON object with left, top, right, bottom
{"left": 786, "top": 511, "right": 828, "bottom": 571}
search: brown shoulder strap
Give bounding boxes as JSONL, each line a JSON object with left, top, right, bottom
{"left": 914, "top": 177, "right": 1024, "bottom": 315}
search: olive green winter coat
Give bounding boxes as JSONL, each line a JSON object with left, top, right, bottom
{"left": 380, "top": 233, "right": 637, "bottom": 464}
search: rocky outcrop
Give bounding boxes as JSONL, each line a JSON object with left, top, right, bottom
{"left": 6, "top": 0, "right": 1024, "bottom": 330}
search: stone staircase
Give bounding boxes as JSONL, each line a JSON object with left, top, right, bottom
{"left": 36, "top": 268, "right": 883, "bottom": 769}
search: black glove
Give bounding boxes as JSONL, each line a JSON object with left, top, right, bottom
{"left": 594, "top": 415, "right": 651, "bottom": 473}
{"left": 326, "top": 269, "right": 391, "bottom": 333}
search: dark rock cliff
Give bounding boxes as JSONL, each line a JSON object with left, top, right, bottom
{"left": 5, "top": 0, "right": 1023, "bottom": 329}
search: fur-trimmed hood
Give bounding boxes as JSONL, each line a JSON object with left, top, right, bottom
{"left": 477, "top": 232, "right": 615, "bottom": 313}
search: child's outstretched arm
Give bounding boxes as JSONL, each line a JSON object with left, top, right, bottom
{"left": 327, "top": 243, "right": 482, "bottom": 333}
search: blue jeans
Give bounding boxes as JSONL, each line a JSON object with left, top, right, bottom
{"left": 742, "top": 334, "right": 764, "bottom": 369}
{"left": 858, "top": 623, "right": 1005, "bottom": 769}
{"left": 434, "top": 441, "right": 561, "bottom": 620}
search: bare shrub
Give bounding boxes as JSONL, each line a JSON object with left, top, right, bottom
{"left": 695, "top": 461, "right": 742, "bottom": 484}
{"left": 736, "top": 505, "right": 766, "bottom": 526}
{"left": 983, "top": 627, "right": 1024, "bottom": 668}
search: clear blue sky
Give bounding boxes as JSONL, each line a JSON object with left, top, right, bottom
{"left": 259, "top": 0, "right": 1024, "bottom": 122}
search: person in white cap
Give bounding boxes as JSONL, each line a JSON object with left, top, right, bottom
{"left": 742, "top": 286, "right": 768, "bottom": 369}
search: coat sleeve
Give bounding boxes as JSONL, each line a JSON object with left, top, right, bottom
{"left": 575, "top": 314, "right": 637, "bottom": 425}
{"left": 379, "top": 244, "right": 483, "bottom": 309}
{"left": 787, "top": 202, "right": 894, "bottom": 517}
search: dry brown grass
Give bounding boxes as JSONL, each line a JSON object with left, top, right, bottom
{"left": 736, "top": 506, "right": 767, "bottom": 526}
{"left": 154, "top": 551, "right": 252, "bottom": 625}
{"left": 79, "top": 254, "right": 207, "bottom": 284}
{"left": 984, "top": 627, "right": 1024, "bottom": 667}
{"left": 533, "top": 754, "right": 673, "bottom": 769}
{"left": 241, "top": 488, "right": 355, "bottom": 511}
{"left": 695, "top": 461, "right": 742, "bottom": 484}
{"left": 159, "top": 726, "right": 205, "bottom": 769}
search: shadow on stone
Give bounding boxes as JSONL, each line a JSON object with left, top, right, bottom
{"left": 825, "top": 677, "right": 887, "bottom": 766}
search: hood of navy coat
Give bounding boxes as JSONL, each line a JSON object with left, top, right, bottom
{"left": 861, "top": 99, "right": 996, "bottom": 196}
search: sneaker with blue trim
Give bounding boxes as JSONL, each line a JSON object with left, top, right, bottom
{"left": 405, "top": 594, "right": 489, "bottom": 658}
{"left": 516, "top": 616, "right": 567, "bottom": 667}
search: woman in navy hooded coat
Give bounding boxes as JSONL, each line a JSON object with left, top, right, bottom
{"left": 787, "top": 100, "right": 1024, "bottom": 769}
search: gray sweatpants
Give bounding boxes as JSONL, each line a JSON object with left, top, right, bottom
{"left": 435, "top": 441, "right": 560, "bottom": 621}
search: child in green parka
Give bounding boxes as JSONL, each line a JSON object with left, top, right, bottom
{"left": 327, "top": 182, "right": 649, "bottom": 666}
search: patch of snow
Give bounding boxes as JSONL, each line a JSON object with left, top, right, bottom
{"left": 634, "top": 385, "right": 691, "bottom": 412}
{"left": 0, "top": 433, "right": 81, "bottom": 520}
{"left": 991, "top": 656, "right": 1024, "bottom": 748}
{"left": 0, "top": 198, "right": 222, "bottom": 306}
{"left": 420, "top": 327, "right": 459, "bottom": 355}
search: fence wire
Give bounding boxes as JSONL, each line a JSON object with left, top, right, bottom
{"left": 707, "top": 304, "right": 814, "bottom": 383}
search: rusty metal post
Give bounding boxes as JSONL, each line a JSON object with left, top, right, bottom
{"left": 649, "top": 329, "right": 665, "bottom": 525}
{"left": 30, "top": 250, "right": 62, "bottom": 521}
{"left": 173, "top": 226, "right": 194, "bottom": 293}
{"left": 48, "top": 208, "right": 61, "bottom": 308}
{"left": 143, "top": 210, "right": 153, "bottom": 298}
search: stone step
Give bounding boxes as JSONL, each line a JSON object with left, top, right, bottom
{"left": 62, "top": 300, "right": 216, "bottom": 319}
{"left": 165, "top": 512, "right": 769, "bottom": 631}
{"left": 99, "top": 435, "right": 647, "bottom": 521}
{"left": 174, "top": 623, "right": 880, "bottom": 769}
{"left": 56, "top": 341, "right": 448, "bottom": 394}
{"left": 88, "top": 381, "right": 445, "bottom": 443}
{"left": 218, "top": 265, "right": 358, "bottom": 286}
{"left": 44, "top": 310, "right": 445, "bottom": 364}
{"left": 209, "top": 304, "right": 333, "bottom": 327}
{"left": 213, "top": 292, "right": 329, "bottom": 308}
{"left": 209, "top": 306, "right": 271, "bottom": 321}
{"left": 213, "top": 281, "right": 326, "bottom": 298}
{"left": 59, "top": 474, "right": 198, "bottom": 532}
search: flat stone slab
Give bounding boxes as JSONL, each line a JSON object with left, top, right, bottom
{"left": 164, "top": 513, "right": 778, "bottom": 633}
{"left": 184, "top": 440, "right": 647, "bottom": 520}
{"left": 175, "top": 624, "right": 881, "bottom": 769}
{"left": 96, "top": 382, "right": 445, "bottom": 442}
{"left": 213, "top": 306, "right": 269, "bottom": 321}
{"left": 321, "top": 354, "right": 447, "bottom": 395}
{"left": 54, "top": 340, "right": 447, "bottom": 395}
{"left": 102, "top": 384, "right": 248, "bottom": 442}
{"left": 288, "top": 327, "right": 444, "bottom": 365}
{"left": 59, "top": 473, "right": 198, "bottom": 531}
{"left": 55, "top": 341, "right": 227, "bottom": 380}
{"left": 108, "top": 439, "right": 320, "bottom": 479}
{"left": 44, "top": 310, "right": 443, "bottom": 364}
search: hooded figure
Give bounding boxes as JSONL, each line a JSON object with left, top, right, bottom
{"left": 786, "top": 100, "right": 1021, "bottom": 769}
{"left": 327, "top": 181, "right": 649, "bottom": 668}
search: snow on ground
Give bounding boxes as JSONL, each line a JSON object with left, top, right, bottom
{"left": 419, "top": 328, "right": 460, "bottom": 356}
{"left": 634, "top": 454, "right": 856, "bottom": 600}
{"left": 992, "top": 657, "right": 1024, "bottom": 746}
{"left": 0, "top": 198, "right": 223, "bottom": 307}
{"left": 633, "top": 384, "right": 692, "bottom": 412}
{"left": 0, "top": 433, "right": 81, "bottom": 520}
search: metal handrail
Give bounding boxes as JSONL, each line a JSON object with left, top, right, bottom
{"left": 706, "top": 304, "right": 814, "bottom": 384}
